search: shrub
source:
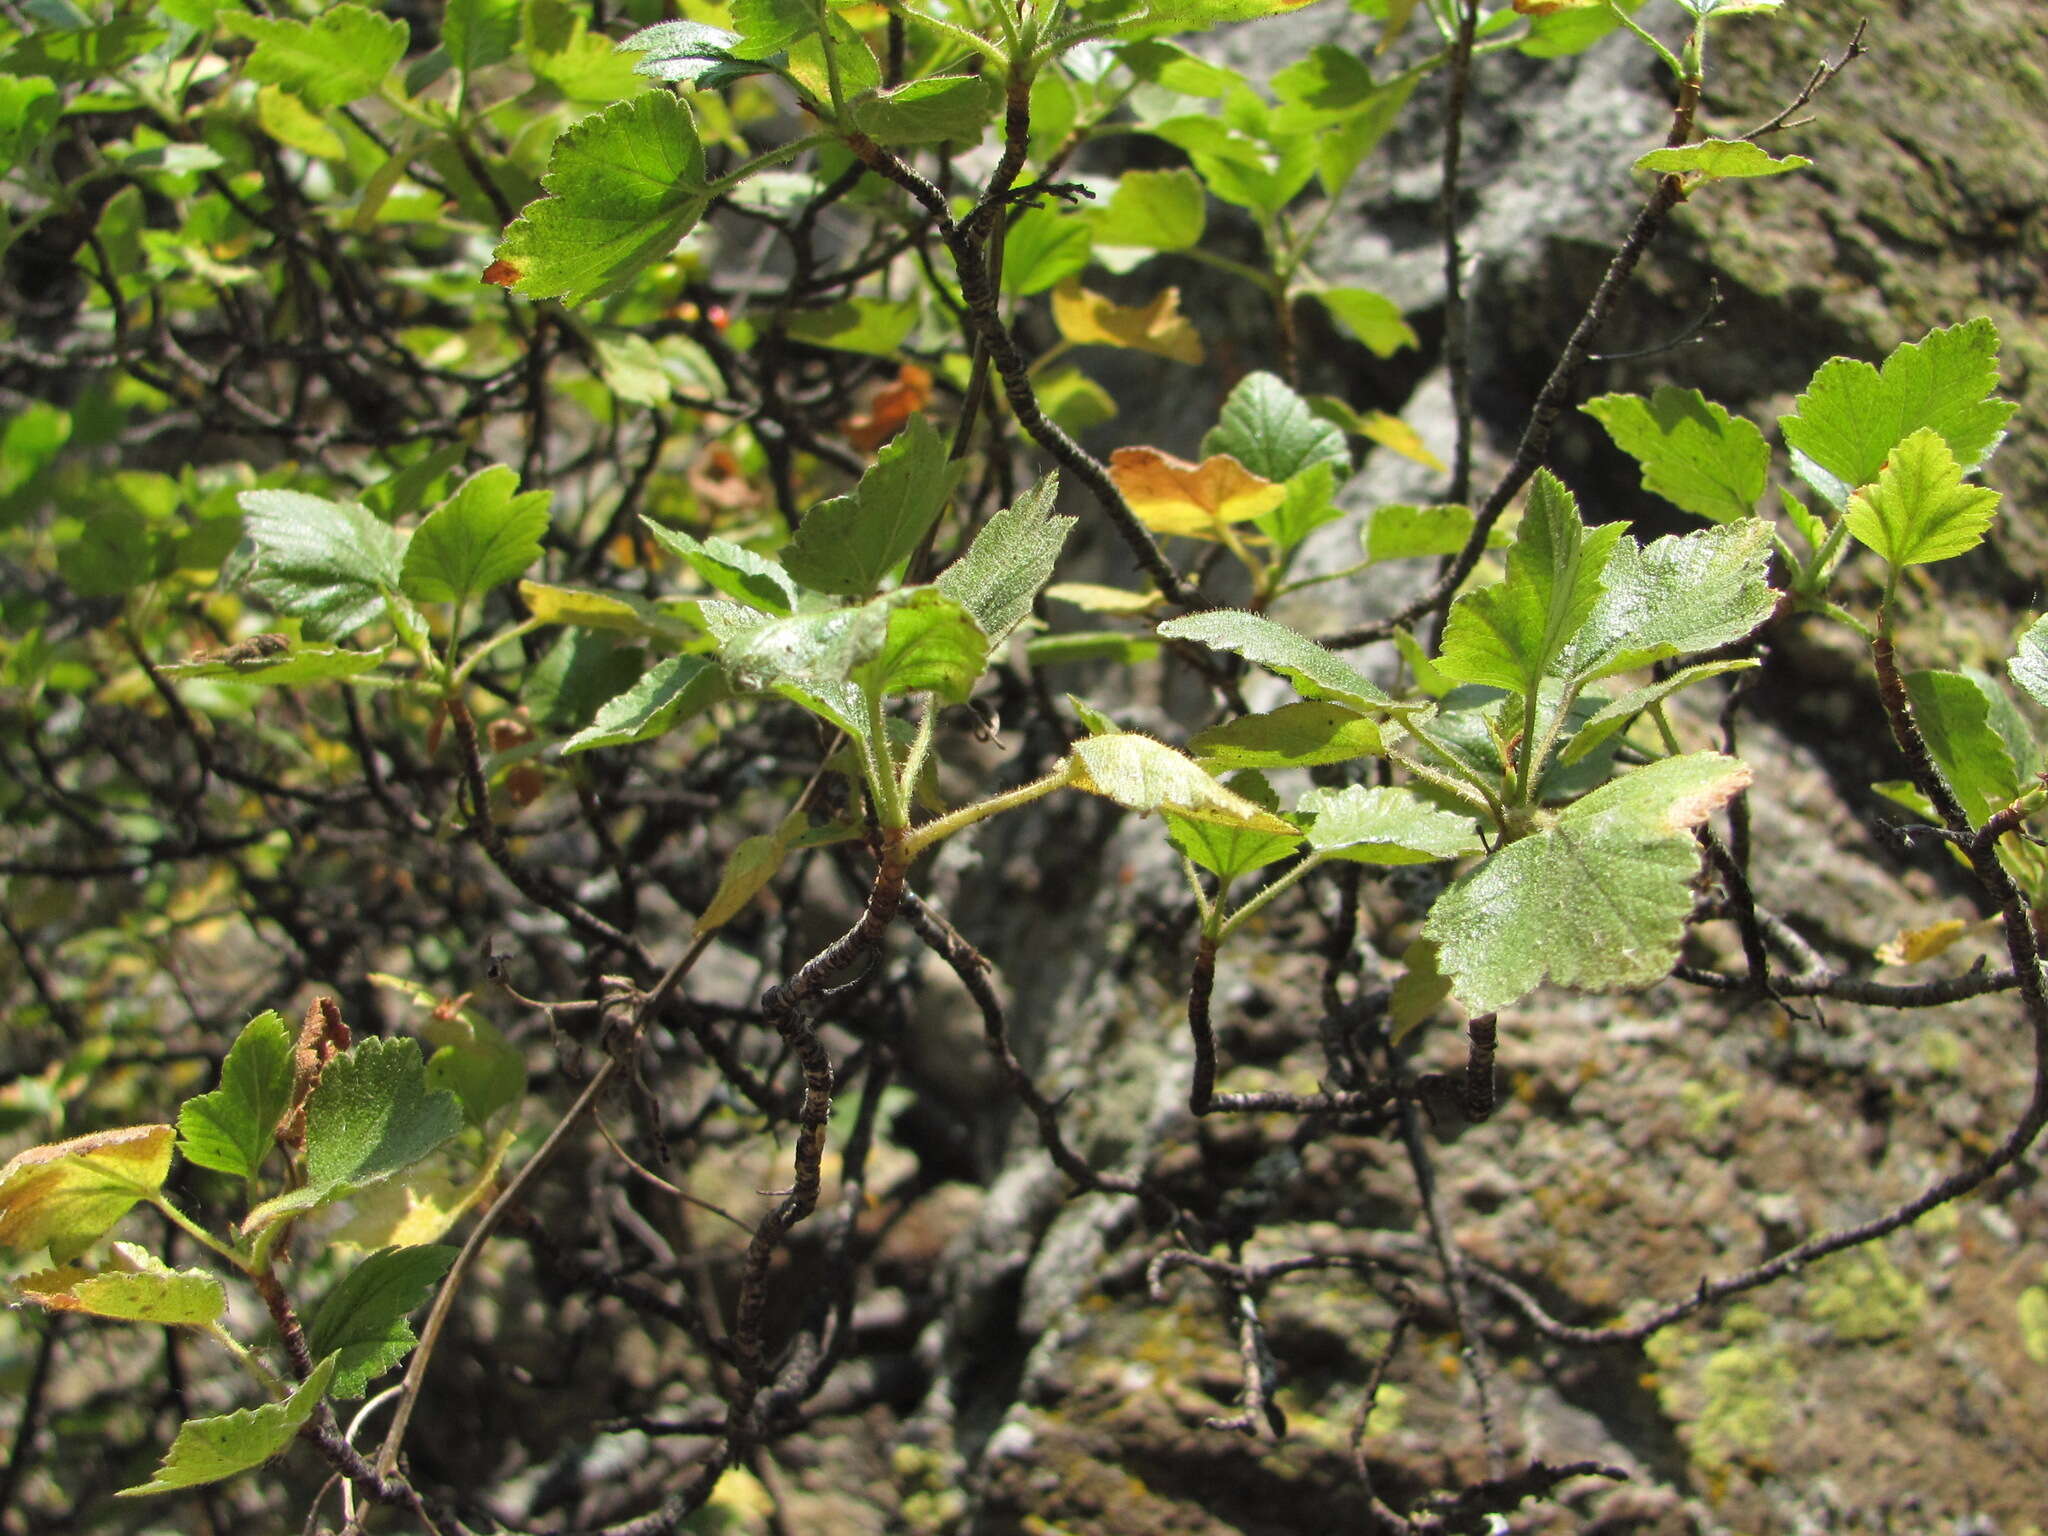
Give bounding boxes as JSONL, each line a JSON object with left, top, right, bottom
{"left": 1, "top": 1, "right": 2036, "bottom": 1531}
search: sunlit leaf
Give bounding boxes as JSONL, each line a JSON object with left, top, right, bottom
{"left": 16, "top": 1244, "right": 225, "bottom": 1326}
{"left": 400, "top": 467, "right": 551, "bottom": 605}
{"left": 233, "top": 491, "right": 404, "bottom": 641}
{"left": 1841, "top": 427, "right": 2002, "bottom": 568}
{"left": 1068, "top": 734, "right": 1299, "bottom": 833}
{"left": 1298, "top": 784, "right": 1481, "bottom": 864}
{"left": 562, "top": 655, "right": 725, "bottom": 754}
{"left": 1159, "top": 609, "right": 1406, "bottom": 713}
{"left": 1781, "top": 319, "right": 2014, "bottom": 510}
{"left": 1109, "top": 448, "right": 1283, "bottom": 539}
{"left": 1582, "top": 387, "right": 1769, "bottom": 524}
{"left": 177, "top": 1012, "right": 294, "bottom": 1181}
{"left": 1424, "top": 753, "right": 1753, "bottom": 1011}
{"left": 221, "top": 5, "right": 407, "bottom": 108}
{"left": 1437, "top": 471, "right": 1623, "bottom": 699}
{"left": 0, "top": 1126, "right": 175, "bottom": 1262}
{"left": 1635, "top": 139, "right": 1811, "bottom": 181}
{"left": 1052, "top": 281, "right": 1203, "bottom": 364}
{"left": 117, "top": 1356, "right": 337, "bottom": 1496}
{"left": 1202, "top": 371, "right": 1350, "bottom": 483}
{"left": 489, "top": 92, "right": 711, "bottom": 305}
{"left": 935, "top": 474, "right": 1075, "bottom": 645}
{"left": 1188, "top": 702, "right": 1386, "bottom": 768}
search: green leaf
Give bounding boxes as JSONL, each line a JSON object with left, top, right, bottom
{"left": 1166, "top": 772, "right": 1302, "bottom": 877}
{"left": 54, "top": 504, "right": 155, "bottom": 597}
{"left": 525, "top": 0, "right": 650, "bottom": 100}
{"left": 848, "top": 589, "right": 989, "bottom": 704}
{"left": 305, "top": 1246, "right": 458, "bottom": 1398}
{"left": 0, "top": 1125, "right": 175, "bottom": 1263}
{"left": 1298, "top": 784, "right": 1481, "bottom": 864}
{"left": 1634, "top": 139, "right": 1811, "bottom": 181}
{"left": 1780, "top": 487, "right": 1828, "bottom": 557}
{"left": 1436, "top": 471, "right": 1623, "bottom": 698}
{"left": 2008, "top": 616, "right": 2048, "bottom": 712}
{"left": 1158, "top": 609, "right": 1406, "bottom": 713}
{"left": 1780, "top": 319, "right": 2015, "bottom": 509}
{"left": 1068, "top": 734, "right": 1299, "bottom": 834}
{"left": 783, "top": 299, "right": 918, "bottom": 356}
{"left": 519, "top": 580, "right": 694, "bottom": 644}
{"left": 254, "top": 85, "right": 345, "bottom": 160}
{"left": 1841, "top": 427, "right": 2002, "bottom": 568}
{"left": 445, "top": 0, "right": 520, "bottom": 78}
{"left": 177, "top": 1011, "right": 295, "bottom": 1181}
{"left": 244, "top": 1041, "right": 462, "bottom": 1232}
{"left": 1027, "top": 631, "right": 1162, "bottom": 667}
{"left": 1269, "top": 42, "right": 1378, "bottom": 119}
{"left": 784, "top": 11, "right": 879, "bottom": 102}
{"left": 1114, "top": 39, "right": 1244, "bottom": 96}
{"left": 18, "top": 1246, "right": 226, "bottom": 1326}
{"left": 703, "top": 588, "right": 982, "bottom": 718}
{"left": 0, "top": 75, "right": 60, "bottom": 175}
{"left": 1424, "top": 753, "right": 1752, "bottom": 1011}
{"left": 854, "top": 74, "right": 998, "bottom": 146}
{"left": 3, "top": 15, "right": 166, "bottom": 83}
{"left": 1365, "top": 503, "right": 1473, "bottom": 562}
{"left": 696, "top": 828, "right": 794, "bottom": 934}
{"left": 220, "top": 5, "right": 408, "bottom": 109}
{"left": 362, "top": 441, "right": 471, "bottom": 520}
{"left": 1255, "top": 463, "right": 1346, "bottom": 553}
{"left": 1088, "top": 167, "right": 1207, "bottom": 251}
{"left": 1561, "top": 519, "right": 1778, "bottom": 681}
{"left": 1002, "top": 208, "right": 1094, "bottom": 296}
{"left": 1146, "top": 116, "right": 1314, "bottom": 219}
{"left": 425, "top": 1025, "right": 527, "bottom": 1132}
{"left": 729, "top": 0, "right": 818, "bottom": 56}
{"left": 780, "top": 416, "right": 961, "bottom": 596}
{"left": 1581, "top": 387, "right": 1769, "bottom": 524}
{"left": 1114, "top": 0, "right": 1337, "bottom": 39}
{"left": 698, "top": 600, "right": 864, "bottom": 730}
{"left": 234, "top": 491, "right": 404, "bottom": 641}
{"left": 301, "top": 1039, "right": 463, "bottom": 1197}
{"left": 1562, "top": 660, "right": 1761, "bottom": 764}
{"left": 935, "top": 474, "right": 1075, "bottom": 645}
{"left": 562, "top": 655, "right": 724, "bottom": 754}
{"left": 642, "top": 523, "right": 796, "bottom": 614}
{"left": 618, "top": 21, "right": 750, "bottom": 86}
{"left": 1201, "top": 371, "right": 1350, "bottom": 484}
{"left": 1904, "top": 670, "right": 2020, "bottom": 826}
{"left": 489, "top": 92, "right": 711, "bottom": 306}
{"left": 591, "top": 331, "right": 674, "bottom": 405}
{"left": 1189, "top": 702, "right": 1386, "bottom": 769}
{"left": 117, "top": 1355, "right": 337, "bottom": 1496}
{"left": 400, "top": 467, "right": 551, "bottom": 606}
{"left": 1310, "top": 287, "right": 1418, "bottom": 358}
{"left": 1390, "top": 937, "right": 1451, "bottom": 1042}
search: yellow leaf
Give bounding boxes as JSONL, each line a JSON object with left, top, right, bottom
{"left": 1045, "top": 582, "right": 1163, "bottom": 616}
{"left": 1357, "top": 411, "right": 1447, "bottom": 473}
{"left": 1513, "top": 0, "right": 1601, "bottom": 12}
{"left": 1108, "top": 447, "right": 1284, "bottom": 539}
{"left": 1051, "top": 280, "right": 1204, "bottom": 365}
{"left": 0, "top": 1125, "right": 175, "bottom": 1262}
{"left": 1875, "top": 918, "right": 1976, "bottom": 967}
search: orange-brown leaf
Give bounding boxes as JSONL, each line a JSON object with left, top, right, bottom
{"left": 1109, "top": 447, "right": 1285, "bottom": 539}
{"left": 843, "top": 363, "right": 935, "bottom": 453}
